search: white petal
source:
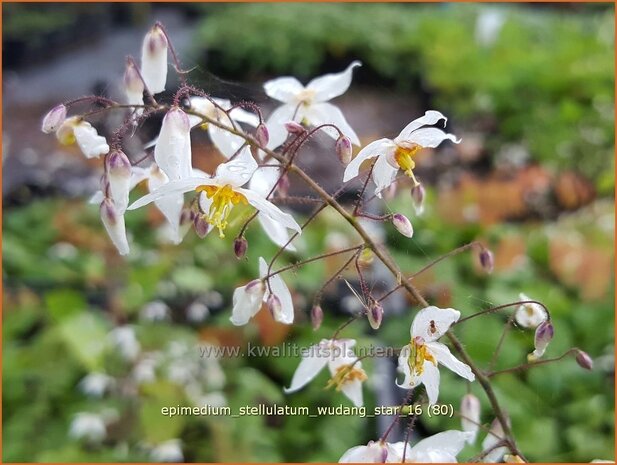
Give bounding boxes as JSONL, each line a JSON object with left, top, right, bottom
{"left": 396, "top": 111, "right": 449, "bottom": 141}
{"left": 428, "top": 342, "right": 475, "bottom": 382}
{"left": 100, "top": 201, "right": 129, "bottom": 256}
{"left": 108, "top": 173, "right": 131, "bottom": 215}
{"left": 339, "top": 445, "right": 376, "bottom": 463}
{"left": 343, "top": 138, "right": 395, "bottom": 182}
{"left": 307, "top": 61, "right": 361, "bottom": 102}
{"left": 372, "top": 150, "right": 399, "bottom": 197}
{"left": 249, "top": 164, "right": 281, "bottom": 197}
{"left": 482, "top": 418, "right": 509, "bottom": 463}
{"left": 340, "top": 378, "right": 364, "bottom": 407}
{"left": 264, "top": 76, "right": 304, "bottom": 103}
{"left": 230, "top": 284, "right": 264, "bottom": 326}
{"left": 405, "top": 127, "right": 460, "bottom": 149}
{"left": 141, "top": 27, "right": 168, "bottom": 94}
{"left": 411, "top": 306, "right": 461, "bottom": 342}
{"left": 128, "top": 177, "right": 209, "bottom": 210}
{"left": 259, "top": 257, "right": 294, "bottom": 325}
{"left": 214, "top": 146, "right": 257, "bottom": 187}
{"left": 209, "top": 124, "right": 247, "bottom": 159}
{"left": 265, "top": 103, "right": 297, "bottom": 149}
{"left": 89, "top": 191, "right": 105, "bottom": 205}
{"left": 258, "top": 214, "right": 297, "bottom": 251}
{"left": 229, "top": 107, "right": 259, "bottom": 126}
{"left": 154, "top": 108, "right": 192, "bottom": 181}
{"left": 284, "top": 344, "right": 329, "bottom": 393}
{"left": 238, "top": 188, "right": 301, "bottom": 234}
{"left": 304, "top": 102, "right": 360, "bottom": 146}
{"left": 73, "top": 122, "right": 109, "bottom": 158}
{"left": 420, "top": 361, "right": 440, "bottom": 405}
{"left": 408, "top": 430, "right": 472, "bottom": 462}
{"left": 148, "top": 168, "right": 185, "bottom": 243}
{"left": 396, "top": 344, "right": 419, "bottom": 389}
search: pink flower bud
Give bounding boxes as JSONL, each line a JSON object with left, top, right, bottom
{"left": 267, "top": 294, "right": 282, "bottom": 319}
{"left": 285, "top": 121, "right": 305, "bottom": 135}
{"left": 410, "top": 183, "right": 426, "bottom": 215}
{"left": 531, "top": 320, "right": 554, "bottom": 359}
{"left": 461, "top": 393, "right": 481, "bottom": 442}
{"left": 141, "top": 24, "right": 168, "bottom": 94}
{"left": 105, "top": 150, "right": 131, "bottom": 177}
{"left": 105, "top": 150, "right": 132, "bottom": 214}
{"left": 575, "top": 349, "right": 593, "bottom": 370}
{"left": 124, "top": 61, "right": 145, "bottom": 107}
{"left": 336, "top": 135, "right": 352, "bottom": 165}
{"left": 255, "top": 123, "right": 269, "bottom": 147}
{"left": 41, "top": 104, "right": 67, "bottom": 133}
{"left": 367, "top": 301, "right": 384, "bottom": 330}
{"left": 392, "top": 213, "right": 413, "bottom": 238}
{"left": 479, "top": 248, "right": 494, "bottom": 273}
{"left": 311, "top": 305, "right": 324, "bottom": 330}
{"left": 193, "top": 214, "right": 210, "bottom": 238}
{"left": 234, "top": 236, "right": 248, "bottom": 259}
{"left": 277, "top": 173, "right": 290, "bottom": 197}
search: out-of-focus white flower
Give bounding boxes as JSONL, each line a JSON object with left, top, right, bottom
{"left": 140, "top": 300, "right": 170, "bottom": 321}
{"left": 79, "top": 372, "right": 115, "bottom": 397}
{"left": 285, "top": 339, "right": 366, "bottom": 407}
{"left": 128, "top": 147, "right": 301, "bottom": 239}
{"left": 155, "top": 107, "right": 192, "bottom": 181}
{"left": 481, "top": 418, "right": 510, "bottom": 462}
{"left": 397, "top": 306, "right": 474, "bottom": 404}
{"left": 461, "top": 393, "right": 481, "bottom": 444}
{"left": 343, "top": 111, "right": 459, "bottom": 196}
{"left": 133, "top": 354, "right": 159, "bottom": 384}
{"left": 41, "top": 104, "right": 67, "bottom": 133}
{"left": 56, "top": 116, "right": 109, "bottom": 159}
{"left": 186, "top": 301, "right": 210, "bottom": 322}
{"left": 475, "top": 9, "right": 506, "bottom": 47}
{"left": 141, "top": 24, "right": 168, "bottom": 94}
{"left": 514, "top": 293, "right": 547, "bottom": 329}
{"left": 150, "top": 439, "right": 183, "bottom": 463}
{"left": 108, "top": 326, "right": 140, "bottom": 361}
{"left": 69, "top": 412, "right": 107, "bottom": 443}
{"left": 124, "top": 60, "right": 145, "bottom": 113}
{"left": 264, "top": 61, "right": 361, "bottom": 148}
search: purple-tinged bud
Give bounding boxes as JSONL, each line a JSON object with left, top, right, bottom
{"left": 267, "top": 294, "right": 282, "bottom": 319}
{"left": 575, "top": 349, "right": 593, "bottom": 370}
{"left": 234, "top": 236, "right": 248, "bottom": 259}
{"left": 41, "top": 104, "right": 67, "bottom": 134}
{"left": 105, "top": 150, "right": 132, "bottom": 177}
{"left": 100, "top": 198, "right": 129, "bottom": 256}
{"left": 479, "top": 248, "right": 494, "bottom": 274}
{"left": 367, "top": 301, "right": 384, "bottom": 330}
{"left": 141, "top": 24, "right": 168, "bottom": 94}
{"left": 105, "top": 150, "right": 132, "bottom": 214}
{"left": 530, "top": 320, "right": 554, "bottom": 360}
{"left": 336, "top": 135, "right": 353, "bottom": 165}
{"left": 410, "top": 183, "right": 426, "bottom": 215}
{"left": 461, "top": 393, "right": 481, "bottom": 443}
{"left": 284, "top": 121, "right": 305, "bottom": 135}
{"left": 311, "top": 305, "right": 324, "bottom": 330}
{"left": 124, "top": 61, "right": 145, "bottom": 108}
{"left": 277, "top": 173, "right": 290, "bottom": 198}
{"left": 255, "top": 123, "right": 269, "bottom": 147}
{"left": 392, "top": 213, "right": 414, "bottom": 238}
{"left": 193, "top": 214, "right": 210, "bottom": 239}
{"left": 246, "top": 279, "right": 265, "bottom": 297}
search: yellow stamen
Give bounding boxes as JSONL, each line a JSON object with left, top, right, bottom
{"left": 196, "top": 184, "right": 248, "bottom": 238}
{"left": 407, "top": 338, "right": 436, "bottom": 378}
{"left": 325, "top": 364, "right": 368, "bottom": 391}
{"left": 394, "top": 144, "right": 422, "bottom": 186}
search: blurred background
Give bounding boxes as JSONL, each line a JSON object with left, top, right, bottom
{"left": 2, "top": 2, "right": 615, "bottom": 462}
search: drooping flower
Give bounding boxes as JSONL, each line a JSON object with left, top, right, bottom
{"left": 141, "top": 24, "right": 168, "bottom": 94}
{"left": 529, "top": 320, "right": 554, "bottom": 361}
{"left": 56, "top": 116, "right": 109, "bottom": 159}
{"left": 461, "top": 393, "right": 481, "bottom": 444}
{"left": 285, "top": 338, "right": 366, "bottom": 407}
{"left": 128, "top": 147, "right": 301, "bottom": 239}
{"left": 100, "top": 198, "right": 130, "bottom": 256}
{"left": 155, "top": 107, "right": 192, "bottom": 181}
{"left": 264, "top": 61, "right": 361, "bottom": 149}
{"left": 481, "top": 418, "right": 510, "bottom": 463}
{"left": 397, "top": 306, "right": 475, "bottom": 404}
{"left": 230, "top": 256, "right": 294, "bottom": 325}
{"left": 514, "top": 293, "right": 547, "bottom": 329}
{"left": 343, "top": 111, "right": 459, "bottom": 196}
{"left": 105, "top": 150, "right": 132, "bottom": 214}
{"left": 124, "top": 59, "right": 145, "bottom": 113}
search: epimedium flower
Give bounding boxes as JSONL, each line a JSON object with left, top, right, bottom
{"left": 481, "top": 418, "right": 510, "bottom": 463}
{"left": 514, "top": 293, "right": 547, "bottom": 329}
{"left": 284, "top": 338, "right": 366, "bottom": 407}
{"left": 343, "top": 111, "right": 459, "bottom": 196}
{"left": 55, "top": 116, "right": 110, "bottom": 159}
{"left": 141, "top": 23, "right": 168, "bottom": 94}
{"left": 127, "top": 147, "right": 301, "bottom": 239}
{"left": 155, "top": 107, "right": 192, "bottom": 181}
{"left": 397, "top": 306, "right": 475, "bottom": 405}
{"left": 230, "top": 256, "right": 294, "bottom": 326}
{"left": 264, "top": 61, "right": 362, "bottom": 149}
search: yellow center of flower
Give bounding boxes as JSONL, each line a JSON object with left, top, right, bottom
{"left": 407, "top": 337, "right": 436, "bottom": 378}
{"left": 297, "top": 88, "right": 316, "bottom": 105}
{"left": 325, "top": 364, "right": 368, "bottom": 391}
{"left": 394, "top": 144, "right": 422, "bottom": 186}
{"left": 196, "top": 184, "right": 248, "bottom": 238}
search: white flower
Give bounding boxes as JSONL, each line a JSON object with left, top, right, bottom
{"left": 188, "top": 96, "right": 258, "bottom": 158}
{"left": 339, "top": 440, "right": 393, "bottom": 463}
{"left": 69, "top": 412, "right": 107, "bottom": 443}
{"left": 141, "top": 24, "right": 168, "bottom": 94}
{"left": 140, "top": 300, "right": 170, "bottom": 321}
{"left": 481, "top": 418, "right": 510, "bottom": 463}
{"left": 128, "top": 147, "right": 301, "bottom": 239}
{"left": 264, "top": 61, "right": 361, "bottom": 149}
{"left": 108, "top": 326, "right": 140, "bottom": 361}
{"left": 124, "top": 60, "right": 145, "bottom": 113}
{"left": 133, "top": 354, "right": 159, "bottom": 384}
{"left": 388, "top": 430, "right": 473, "bottom": 463}
{"left": 475, "top": 9, "right": 506, "bottom": 47}
{"left": 230, "top": 256, "right": 294, "bottom": 325}
{"left": 284, "top": 339, "right": 366, "bottom": 407}
{"left": 186, "top": 301, "right": 210, "bottom": 322}
{"left": 397, "top": 306, "right": 474, "bottom": 405}
{"left": 343, "top": 111, "right": 459, "bottom": 196}
{"left": 79, "top": 372, "right": 115, "bottom": 397}
{"left": 150, "top": 439, "right": 183, "bottom": 463}
{"left": 155, "top": 107, "right": 192, "bottom": 181}
{"left": 514, "top": 293, "right": 547, "bottom": 329}
{"left": 56, "top": 116, "right": 109, "bottom": 159}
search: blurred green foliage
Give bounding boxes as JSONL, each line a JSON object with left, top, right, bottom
{"left": 196, "top": 3, "right": 614, "bottom": 191}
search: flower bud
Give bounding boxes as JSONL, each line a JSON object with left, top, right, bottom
{"left": 246, "top": 279, "right": 265, "bottom": 297}
{"left": 479, "top": 248, "right": 494, "bottom": 274}
{"left": 336, "top": 135, "right": 352, "bottom": 165}
{"left": 124, "top": 60, "right": 145, "bottom": 108}
{"left": 193, "top": 214, "right": 210, "bottom": 239}
{"left": 461, "top": 393, "right": 481, "bottom": 443}
{"left": 311, "top": 305, "right": 324, "bottom": 330}
{"left": 529, "top": 320, "right": 554, "bottom": 360}
{"left": 267, "top": 294, "right": 282, "bottom": 319}
{"left": 234, "top": 236, "right": 248, "bottom": 259}
{"left": 392, "top": 213, "right": 414, "bottom": 238}
{"left": 410, "top": 183, "right": 426, "bottom": 215}
{"left": 285, "top": 121, "right": 305, "bottom": 135}
{"left": 105, "top": 150, "right": 132, "bottom": 214}
{"left": 367, "top": 301, "right": 384, "bottom": 330}
{"left": 141, "top": 24, "right": 168, "bottom": 94}
{"left": 277, "top": 173, "right": 290, "bottom": 198}
{"left": 575, "top": 349, "right": 593, "bottom": 370}
{"left": 155, "top": 108, "right": 192, "bottom": 181}
{"left": 100, "top": 198, "right": 129, "bottom": 256}
{"left": 255, "top": 123, "right": 269, "bottom": 147}
{"left": 41, "top": 104, "right": 67, "bottom": 133}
